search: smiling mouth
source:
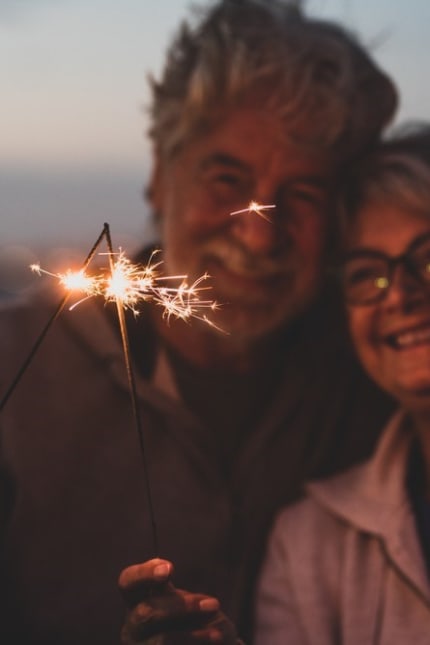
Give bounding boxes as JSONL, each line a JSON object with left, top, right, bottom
{"left": 385, "top": 325, "right": 430, "bottom": 349}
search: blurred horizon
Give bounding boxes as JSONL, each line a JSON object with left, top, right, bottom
{"left": 1, "top": 0, "right": 429, "bottom": 294}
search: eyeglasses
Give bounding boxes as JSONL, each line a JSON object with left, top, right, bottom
{"left": 339, "top": 231, "right": 430, "bottom": 306}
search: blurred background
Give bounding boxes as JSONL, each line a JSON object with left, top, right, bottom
{"left": 1, "top": 0, "right": 429, "bottom": 297}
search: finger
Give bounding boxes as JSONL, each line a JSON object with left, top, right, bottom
{"left": 187, "top": 626, "right": 225, "bottom": 643}
{"left": 129, "top": 592, "right": 220, "bottom": 626}
{"left": 127, "top": 594, "right": 220, "bottom": 640}
{"left": 119, "top": 560, "right": 175, "bottom": 609}
{"left": 184, "top": 610, "right": 240, "bottom": 644}
{"left": 118, "top": 559, "right": 173, "bottom": 590}
{"left": 154, "top": 628, "right": 224, "bottom": 645}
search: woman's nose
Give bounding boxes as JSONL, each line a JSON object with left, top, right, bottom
{"left": 383, "top": 264, "right": 424, "bottom": 309}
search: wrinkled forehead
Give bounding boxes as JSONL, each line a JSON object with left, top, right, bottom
{"left": 343, "top": 197, "right": 430, "bottom": 257}
{"left": 157, "top": 108, "right": 339, "bottom": 208}
{"left": 344, "top": 195, "right": 430, "bottom": 252}
{"left": 164, "top": 91, "right": 340, "bottom": 173}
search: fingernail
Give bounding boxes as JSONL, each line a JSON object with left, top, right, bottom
{"left": 199, "top": 598, "right": 220, "bottom": 611}
{"left": 153, "top": 563, "right": 170, "bottom": 580}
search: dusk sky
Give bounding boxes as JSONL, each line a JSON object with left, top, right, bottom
{"left": 1, "top": 0, "right": 429, "bottom": 266}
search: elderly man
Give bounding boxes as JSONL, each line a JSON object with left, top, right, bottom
{"left": 0, "top": 0, "right": 396, "bottom": 643}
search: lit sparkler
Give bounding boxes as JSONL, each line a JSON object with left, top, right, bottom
{"left": 230, "top": 200, "right": 276, "bottom": 222}
{"left": 0, "top": 222, "right": 221, "bottom": 556}
{"left": 30, "top": 249, "right": 221, "bottom": 326}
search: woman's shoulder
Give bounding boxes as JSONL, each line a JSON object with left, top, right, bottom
{"left": 270, "top": 487, "right": 351, "bottom": 555}
{"left": 268, "top": 457, "right": 372, "bottom": 566}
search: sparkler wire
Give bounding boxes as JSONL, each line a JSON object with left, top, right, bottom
{"left": 103, "top": 223, "right": 158, "bottom": 556}
{"left": 1, "top": 222, "right": 159, "bottom": 554}
{"left": 0, "top": 225, "right": 106, "bottom": 413}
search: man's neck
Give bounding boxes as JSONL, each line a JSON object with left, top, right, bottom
{"left": 151, "top": 306, "right": 287, "bottom": 373}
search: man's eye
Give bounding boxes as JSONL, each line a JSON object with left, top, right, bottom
{"left": 278, "top": 184, "right": 327, "bottom": 217}
{"left": 212, "top": 173, "right": 244, "bottom": 188}
{"left": 206, "top": 172, "right": 250, "bottom": 202}
{"left": 288, "top": 187, "right": 325, "bottom": 206}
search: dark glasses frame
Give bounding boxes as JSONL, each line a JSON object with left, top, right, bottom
{"left": 339, "top": 230, "right": 430, "bottom": 306}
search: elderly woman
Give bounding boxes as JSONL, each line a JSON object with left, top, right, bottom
{"left": 254, "top": 124, "right": 430, "bottom": 644}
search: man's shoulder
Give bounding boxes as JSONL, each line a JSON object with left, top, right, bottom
{"left": 0, "top": 285, "right": 70, "bottom": 339}
{"left": 0, "top": 289, "right": 45, "bottom": 334}
{"left": 0, "top": 285, "right": 119, "bottom": 375}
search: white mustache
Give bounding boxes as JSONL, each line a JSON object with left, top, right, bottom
{"left": 202, "top": 241, "right": 290, "bottom": 278}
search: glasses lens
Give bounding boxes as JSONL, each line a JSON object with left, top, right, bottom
{"left": 341, "top": 256, "right": 389, "bottom": 304}
{"left": 410, "top": 236, "right": 430, "bottom": 284}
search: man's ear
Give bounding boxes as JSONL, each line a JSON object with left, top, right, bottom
{"left": 145, "top": 155, "right": 164, "bottom": 216}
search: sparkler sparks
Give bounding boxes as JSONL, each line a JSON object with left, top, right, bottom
{"left": 30, "top": 264, "right": 101, "bottom": 297}
{"left": 230, "top": 200, "right": 276, "bottom": 222}
{"left": 31, "top": 249, "right": 221, "bottom": 327}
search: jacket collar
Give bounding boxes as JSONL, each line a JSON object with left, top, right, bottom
{"left": 307, "top": 410, "right": 430, "bottom": 602}
{"left": 51, "top": 289, "right": 181, "bottom": 401}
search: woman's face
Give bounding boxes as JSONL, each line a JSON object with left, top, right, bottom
{"left": 345, "top": 202, "right": 430, "bottom": 412}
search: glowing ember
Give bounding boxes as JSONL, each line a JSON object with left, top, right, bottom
{"left": 230, "top": 200, "right": 276, "bottom": 221}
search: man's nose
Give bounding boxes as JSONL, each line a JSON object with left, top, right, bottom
{"left": 230, "top": 207, "right": 280, "bottom": 254}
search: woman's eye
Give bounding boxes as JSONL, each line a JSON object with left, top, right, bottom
{"left": 348, "top": 266, "right": 383, "bottom": 285}
{"left": 414, "top": 252, "right": 430, "bottom": 276}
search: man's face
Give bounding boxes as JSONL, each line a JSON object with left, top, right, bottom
{"left": 150, "top": 105, "right": 335, "bottom": 341}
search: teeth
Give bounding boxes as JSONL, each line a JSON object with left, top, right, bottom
{"left": 394, "top": 327, "right": 430, "bottom": 348}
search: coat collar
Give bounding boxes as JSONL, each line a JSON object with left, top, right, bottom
{"left": 47, "top": 287, "right": 181, "bottom": 402}
{"left": 307, "top": 410, "right": 430, "bottom": 603}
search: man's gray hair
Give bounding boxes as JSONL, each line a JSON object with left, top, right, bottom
{"left": 148, "top": 0, "right": 397, "bottom": 161}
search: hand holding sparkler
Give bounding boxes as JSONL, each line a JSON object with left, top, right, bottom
{"left": 119, "top": 558, "right": 239, "bottom": 644}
